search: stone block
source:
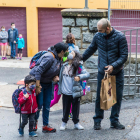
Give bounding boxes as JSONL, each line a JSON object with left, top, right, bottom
{"left": 79, "top": 49, "right": 86, "bottom": 55}
{"left": 87, "top": 80, "right": 97, "bottom": 92}
{"left": 62, "top": 18, "right": 75, "bottom": 26}
{"left": 92, "top": 92, "right": 97, "bottom": 102}
{"left": 81, "top": 92, "right": 92, "bottom": 103}
{"left": 89, "top": 19, "right": 100, "bottom": 31}
{"left": 76, "top": 18, "right": 88, "bottom": 26}
{"left": 123, "top": 85, "right": 138, "bottom": 96}
{"left": 75, "top": 40, "right": 81, "bottom": 49}
{"left": 124, "top": 64, "right": 136, "bottom": 75}
{"left": 63, "top": 27, "right": 69, "bottom": 39}
{"left": 82, "top": 27, "right": 88, "bottom": 32}
{"left": 87, "top": 69, "right": 98, "bottom": 79}
{"left": 138, "top": 64, "right": 140, "bottom": 74}
{"left": 85, "top": 56, "right": 98, "bottom": 69}
{"left": 124, "top": 77, "right": 138, "bottom": 84}
{"left": 82, "top": 44, "right": 90, "bottom": 49}
{"left": 71, "top": 27, "right": 81, "bottom": 39}
{"left": 83, "top": 31, "right": 94, "bottom": 43}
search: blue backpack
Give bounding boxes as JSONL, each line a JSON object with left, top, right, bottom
{"left": 29, "top": 51, "right": 48, "bottom": 69}
{"left": 12, "top": 86, "right": 26, "bottom": 113}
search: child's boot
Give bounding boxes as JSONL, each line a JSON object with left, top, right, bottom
{"left": 18, "top": 128, "right": 24, "bottom": 136}
{"left": 60, "top": 122, "right": 67, "bottom": 131}
{"left": 74, "top": 123, "right": 84, "bottom": 130}
{"left": 29, "top": 131, "right": 38, "bottom": 137}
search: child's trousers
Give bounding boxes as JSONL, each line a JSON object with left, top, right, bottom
{"left": 21, "top": 113, "right": 35, "bottom": 132}
{"left": 62, "top": 94, "right": 80, "bottom": 124}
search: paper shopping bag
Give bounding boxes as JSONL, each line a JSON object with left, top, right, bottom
{"left": 6, "top": 45, "right": 11, "bottom": 56}
{"left": 100, "top": 73, "right": 117, "bottom": 110}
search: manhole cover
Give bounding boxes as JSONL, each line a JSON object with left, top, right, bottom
{"left": 0, "top": 82, "right": 8, "bottom": 85}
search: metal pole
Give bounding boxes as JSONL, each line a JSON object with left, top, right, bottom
{"left": 84, "top": 0, "right": 89, "bottom": 9}
{"left": 108, "top": 0, "right": 111, "bottom": 21}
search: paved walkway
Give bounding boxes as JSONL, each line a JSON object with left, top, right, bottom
{"left": 0, "top": 57, "right": 31, "bottom": 68}
{"left": 0, "top": 98, "right": 140, "bottom": 140}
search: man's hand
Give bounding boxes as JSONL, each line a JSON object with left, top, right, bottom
{"left": 105, "top": 65, "right": 114, "bottom": 74}
{"left": 53, "top": 76, "right": 59, "bottom": 83}
{"left": 24, "top": 93, "right": 29, "bottom": 98}
{"left": 74, "top": 76, "right": 80, "bottom": 82}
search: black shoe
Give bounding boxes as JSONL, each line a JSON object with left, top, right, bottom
{"left": 110, "top": 121, "right": 125, "bottom": 130}
{"left": 94, "top": 122, "right": 101, "bottom": 130}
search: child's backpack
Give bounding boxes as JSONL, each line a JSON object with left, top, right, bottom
{"left": 12, "top": 86, "right": 26, "bottom": 114}
{"left": 29, "top": 51, "right": 48, "bottom": 69}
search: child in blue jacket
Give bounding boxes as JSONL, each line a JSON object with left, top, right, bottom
{"left": 16, "top": 34, "right": 25, "bottom": 60}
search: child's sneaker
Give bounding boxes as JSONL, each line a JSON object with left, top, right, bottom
{"left": 74, "top": 123, "right": 84, "bottom": 130}
{"left": 18, "top": 128, "right": 24, "bottom": 136}
{"left": 29, "top": 131, "right": 38, "bottom": 137}
{"left": 20, "top": 57, "right": 22, "bottom": 60}
{"left": 16, "top": 57, "right": 19, "bottom": 59}
{"left": 2, "top": 57, "right": 5, "bottom": 60}
{"left": 4, "top": 57, "right": 7, "bottom": 60}
{"left": 69, "top": 113, "right": 73, "bottom": 119}
{"left": 60, "top": 122, "right": 67, "bottom": 131}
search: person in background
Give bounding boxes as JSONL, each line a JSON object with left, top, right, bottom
{"left": 16, "top": 34, "right": 25, "bottom": 60}
{"left": 0, "top": 26, "right": 8, "bottom": 60}
{"left": 8, "top": 23, "right": 18, "bottom": 59}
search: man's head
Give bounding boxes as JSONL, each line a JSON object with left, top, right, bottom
{"left": 11, "top": 23, "right": 15, "bottom": 29}
{"left": 97, "top": 18, "right": 111, "bottom": 34}
{"left": 24, "top": 75, "right": 36, "bottom": 90}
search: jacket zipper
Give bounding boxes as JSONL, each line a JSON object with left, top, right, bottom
{"left": 31, "top": 94, "right": 33, "bottom": 113}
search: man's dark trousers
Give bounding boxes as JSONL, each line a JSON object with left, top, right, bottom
{"left": 93, "top": 70, "right": 124, "bottom": 123}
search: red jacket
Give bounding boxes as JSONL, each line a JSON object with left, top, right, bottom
{"left": 18, "top": 89, "right": 38, "bottom": 114}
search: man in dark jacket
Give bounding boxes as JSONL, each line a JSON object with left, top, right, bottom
{"left": 82, "top": 18, "right": 128, "bottom": 130}
{"left": 8, "top": 23, "right": 19, "bottom": 59}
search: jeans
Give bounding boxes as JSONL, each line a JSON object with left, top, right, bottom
{"left": 93, "top": 70, "right": 124, "bottom": 123}
{"left": 21, "top": 113, "right": 35, "bottom": 132}
{"left": 35, "top": 82, "right": 52, "bottom": 126}
{"left": 9, "top": 42, "right": 16, "bottom": 58}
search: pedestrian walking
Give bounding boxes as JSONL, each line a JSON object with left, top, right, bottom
{"left": 30, "top": 42, "right": 69, "bottom": 133}
{"left": 82, "top": 18, "right": 128, "bottom": 130}
{"left": 8, "top": 23, "right": 18, "bottom": 59}
{"left": 18, "top": 75, "right": 38, "bottom": 137}
{"left": 0, "top": 26, "right": 8, "bottom": 60}
{"left": 58, "top": 51, "right": 90, "bottom": 131}
{"left": 16, "top": 34, "right": 25, "bottom": 60}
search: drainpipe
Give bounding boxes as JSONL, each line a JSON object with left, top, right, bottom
{"left": 84, "top": 0, "right": 89, "bottom": 9}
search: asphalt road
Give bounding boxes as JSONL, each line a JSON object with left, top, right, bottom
{"left": 0, "top": 67, "right": 30, "bottom": 84}
{"left": 1, "top": 99, "right": 140, "bottom": 140}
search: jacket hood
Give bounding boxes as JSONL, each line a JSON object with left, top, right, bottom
{"left": 48, "top": 46, "right": 59, "bottom": 60}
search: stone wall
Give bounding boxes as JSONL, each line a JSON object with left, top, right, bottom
{"left": 61, "top": 9, "right": 139, "bottom": 103}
